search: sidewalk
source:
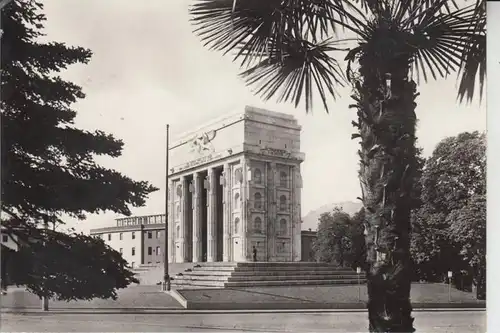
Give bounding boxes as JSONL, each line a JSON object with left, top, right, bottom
{"left": 175, "top": 283, "right": 486, "bottom": 310}
{"left": 0, "top": 283, "right": 485, "bottom": 313}
{"left": 0, "top": 285, "right": 183, "bottom": 311}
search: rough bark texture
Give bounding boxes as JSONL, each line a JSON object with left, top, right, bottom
{"left": 352, "top": 50, "right": 418, "bottom": 332}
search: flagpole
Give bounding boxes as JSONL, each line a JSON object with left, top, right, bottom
{"left": 163, "top": 124, "right": 171, "bottom": 291}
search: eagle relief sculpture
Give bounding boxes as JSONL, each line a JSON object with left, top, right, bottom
{"left": 189, "top": 130, "right": 217, "bottom": 155}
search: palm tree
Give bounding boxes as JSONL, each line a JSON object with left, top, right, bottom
{"left": 189, "top": 0, "right": 485, "bottom": 332}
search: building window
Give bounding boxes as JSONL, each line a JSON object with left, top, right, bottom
{"left": 277, "top": 242, "right": 285, "bottom": 253}
{"left": 279, "top": 195, "right": 287, "bottom": 211}
{"left": 234, "top": 193, "right": 240, "bottom": 209}
{"left": 108, "top": 234, "right": 112, "bottom": 241}
{"left": 280, "top": 218, "right": 287, "bottom": 236}
{"left": 132, "top": 232, "right": 136, "bottom": 240}
{"left": 254, "top": 168, "right": 262, "bottom": 184}
{"left": 234, "top": 217, "right": 240, "bottom": 234}
{"left": 147, "top": 231, "right": 152, "bottom": 239}
{"left": 156, "top": 261, "right": 160, "bottom": 264}
{"left": 119, "top": 248, "right": 123, "bottom": 254}
{"left": 235, "top": 168, "right": 242, "bottom": 183}
{"left": 254, "top": 192, "right": 262, "bottom": 209}
{"left": 148, "top": 262, "right": 152, "bottom": 264}
{"left": 156, "top": 231, "right": 161, "bottom": 238}
{"left": 119, "top": 233, "right": 123, "bottom": 240}
{"left": 2, "top": 235, "right": 8, "bottom": 242}
{"left": 156, "top": 246, "right": 161, "bottom": 256}
{"left": 254, "top": 217, "right": 262, "bottom": 233}
{"left": 148, "top": 247, "right": 152, "bottom": 255}
{"left": 280, "top": 171, "right": 288, "bottom": 188}
{"left": 131, "top": 262, "right": 135, "bottom": 268}
{"left": 132, "top": 247, "right": 136, "bottom": 256}
{"left": 176, "top": 225, "right": 180, "bottom": 239}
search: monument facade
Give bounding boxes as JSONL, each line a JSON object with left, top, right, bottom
{"left": 168, "top": 106, "right": 305, "bottom": 263}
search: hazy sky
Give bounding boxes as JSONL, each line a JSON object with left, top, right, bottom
{"left": 40, "top": 0, "right": 486, "bottom": 233}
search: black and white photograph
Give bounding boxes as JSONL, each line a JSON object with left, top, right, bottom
{"left": 0, "top": 0, "right": 492, "bottom": 332}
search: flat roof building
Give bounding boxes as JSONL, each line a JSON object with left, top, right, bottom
{"left": 91, "top": 105, "right": 306, "bottom": 264}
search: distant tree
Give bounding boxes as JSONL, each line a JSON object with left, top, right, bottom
{"left": 1, "top": 0, "right": 156, "bottom": 298}
{"left": 3, "top": 223, "right": 139, "bottom": 301}
{"left": 348, "top": 208, "right": 367, "bottom": 270}
{"left": 410, "top": 132, "right": 486, "bottom": 298}
{"left": 410, "top": 207, "right": 462, "bottom": 282}
{"left": 313, "top": 209, "right": 351, "bottom": 266}
{"left": 313, "top": 208, "right": 365, "bottom": 269}
{"left": 447, "top": 194, "right": 486, "bottom": 300}
{"left": 421, "top": 131, "right": 486, "bottom": 214}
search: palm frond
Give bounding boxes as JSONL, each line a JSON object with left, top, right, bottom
{"left": 408, "top": 4, "right": 484, "bottom": 87}
{"left": 456, "top": 0, "right": 485, "bottom": 103}
{"left": 190, "top": 0, "right": 349, "bottom": 69}
{"left": 239, "top": 37, "right": 347, "bottom": 113}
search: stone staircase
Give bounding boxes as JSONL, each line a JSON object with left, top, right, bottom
{"left": 132, "top": 263, "right": 194, "bottom": 285}
{"left": 171, "top": 262, "right": 366, "bottom": 289}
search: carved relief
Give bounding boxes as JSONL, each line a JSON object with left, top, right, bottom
{"left": 189, "top": 130, "right": 217, "bottom": 155}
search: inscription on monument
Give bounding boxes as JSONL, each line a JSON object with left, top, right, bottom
{"left": 178, "top": 153, "right": 223, "bottom": 172}
{"left": 260, "top": 147, "right": 291, "bottom": 158}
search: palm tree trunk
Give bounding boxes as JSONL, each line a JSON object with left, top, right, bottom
{"left": 352, "top": 53, "right": 418, "bottom": 332}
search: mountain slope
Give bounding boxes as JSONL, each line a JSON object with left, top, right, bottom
{"left": 301, "top": 201, "right": 363, "bottom": 231}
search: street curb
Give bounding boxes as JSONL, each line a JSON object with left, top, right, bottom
{"left": 1, "top": 303, "right": 485, "bottom": 315}
{"left": 181, "top": 301, "right": 486, "bottom": 310}
{"left": 0, "top": 308, "right": 485, "bottom": 315}
{"left": 164, "top": 289, "right": 188, "bottom": 308}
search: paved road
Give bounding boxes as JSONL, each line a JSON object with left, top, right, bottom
{"left": 1, "top": 310, "right": 485, "bottom": 332}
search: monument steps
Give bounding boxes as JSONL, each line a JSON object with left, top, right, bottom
{"left": 225, "top": 279, "right": 366, "bottom": 288}
{"left": 230, "top": 270, "right": 357, "bottom": 276}
{"left": 227, "top": 274, "right": 360, "bottom": 282}
{"left": 170, "top": 262, "right": 367, "bottom": 289}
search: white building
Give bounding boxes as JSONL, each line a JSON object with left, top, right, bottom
{"left": 167, "top": 105, "right": 304, "bottom": 263}
{"left": 91, "top": 106, "right": 306, "bottom": 264}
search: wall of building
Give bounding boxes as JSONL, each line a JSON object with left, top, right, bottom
{"left": 301, "top": 230, "right": 317, "bottom": 262}
{"left": 142, "top": 226, "right": 166, "bottom": 265}
{"left": 0, "top": 229, "right": 18, "bottom": 252}
{"left": 160, "top": 106, "right": 305, "bottom": 263}
{"left": 243, "top": 107, "right": 304, "bottom": 262}
{"left": 94, "top": 229, "right": 142, "bottom": 267}
{"left": 90, "top": 215, "right": 167, "bottom": 268}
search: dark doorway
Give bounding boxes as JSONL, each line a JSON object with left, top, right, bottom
{"left": 186, "top": 175, "right": 193, "bottom": 262}
{"left": 215, "top": 167, "right": 224, "bottom": 261}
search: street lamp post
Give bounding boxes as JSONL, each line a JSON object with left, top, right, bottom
{"left": 448, "top": 270, "right": 453, "bottom": 302}
{"left": 42, "top": 222, "right": 49, "bottom": 311}
{"left": 163, "top": 124, "right": 171, "bottom": 292}
{"left": 356, "top": 267, "right": 362, "bottom": 302}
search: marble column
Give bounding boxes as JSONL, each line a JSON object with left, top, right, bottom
{"left": 179, "top": 176, "right": 188, "bottom": 263}
{"left": 241, "top": 158, "right": 249, "bottom": 261}
{"left": 206, "top": 168, "right": 217, "bottom": 262}
{"left": 192, "top": 172, "right": 203, "bottom": 262}
{"left": 168, "top": 180, "right": 175, "bottom": 263}
{"left": 222, "top": 163, "right": 231, "bottom": 262}
{"left": 268, "top": 162, "right": 277, "bottom": 261}
{"left": 292, "top": 166, "right": 302, "bottom": 261}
